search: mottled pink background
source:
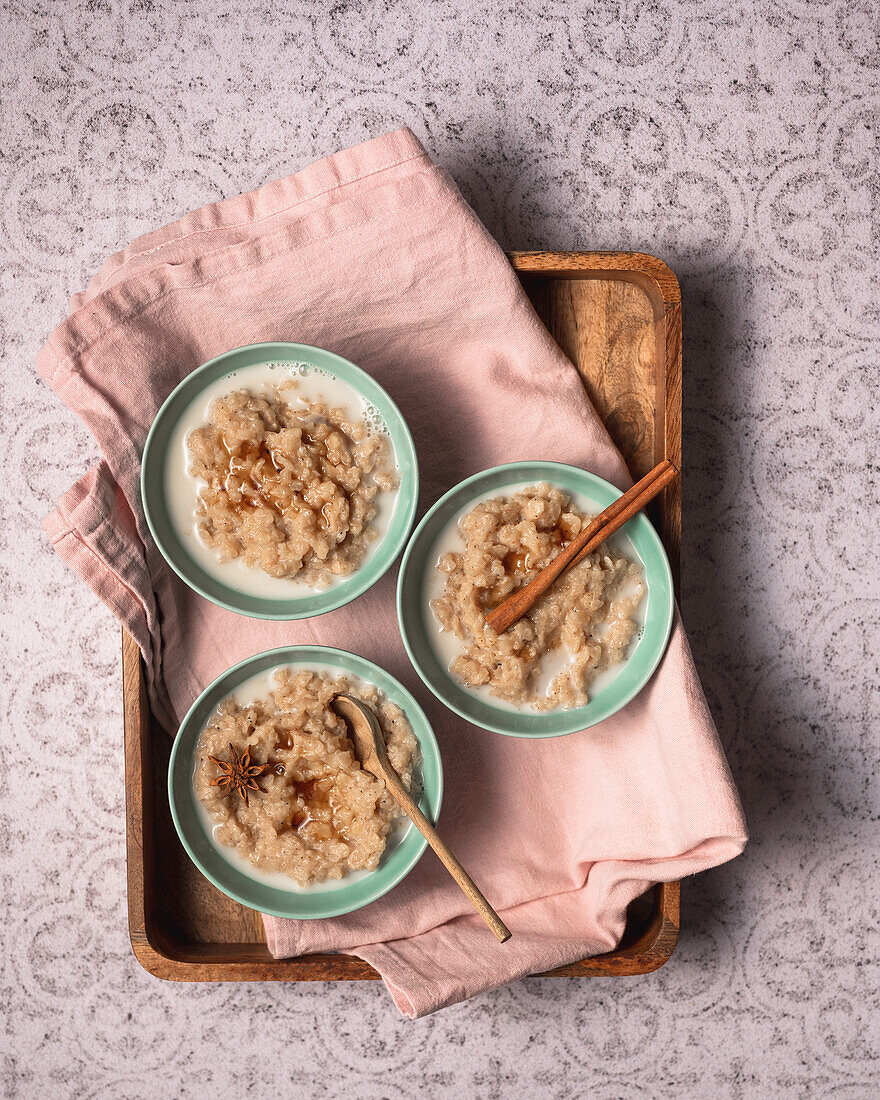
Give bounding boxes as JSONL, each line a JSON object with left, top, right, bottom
{"left": 3, "top": 0, "right": 878, "bottom": 1096}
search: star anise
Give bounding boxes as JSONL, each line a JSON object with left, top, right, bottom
{"left": 209, "top": 742, "right": 271, "bottom": 806}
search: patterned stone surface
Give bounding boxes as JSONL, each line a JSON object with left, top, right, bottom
{"left": 1, "top": 0, "right": 878, "bottom": 1096}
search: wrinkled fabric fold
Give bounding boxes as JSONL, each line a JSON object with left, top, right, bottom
{"left": 40, "top": 127, "right": 746, "bottom": 1017}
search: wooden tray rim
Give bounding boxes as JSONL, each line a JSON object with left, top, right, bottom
{"left": 124, "top": 249, "right": 683, "bottom": 983}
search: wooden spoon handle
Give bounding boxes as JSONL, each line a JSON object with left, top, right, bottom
{"left": 382, "top": 770, "right": 511, "bottom": 944}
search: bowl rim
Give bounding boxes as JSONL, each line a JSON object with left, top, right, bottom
{"left": 167, "top": 644, "right": 444, "bottom": 919}
{"left": 141, "top": 341, "right": 419, "bottom": 620}
{"left": 396, "top": 460, "right": 675, "bottom": 738}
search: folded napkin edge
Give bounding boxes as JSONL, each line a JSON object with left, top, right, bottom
{"left": 74, "top": 126, "right": 432, "bottom": 313}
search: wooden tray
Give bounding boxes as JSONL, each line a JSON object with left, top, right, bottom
{"left": 124, "top": 250, "right": 682, "bottom": 981}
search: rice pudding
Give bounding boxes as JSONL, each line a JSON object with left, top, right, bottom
{"left": 165, "top": 362, "right": 400, "bottom": 598}
{"left": 193, "top": 665, "right": 419, "bottom": 888}
{"left": 426, "top": 482, "right": 646, "bottom": 711}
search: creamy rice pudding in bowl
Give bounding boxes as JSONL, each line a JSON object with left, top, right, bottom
{"left": 168, "top": 645, "right": 443, "bottom": 919}
{"left": 397, "top": 461, "right": 674, "bottom": 738}
{"left": 142, "top": 342, "right": 418, "bottom": 619}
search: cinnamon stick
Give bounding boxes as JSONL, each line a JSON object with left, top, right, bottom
{"left": 484, "top": 459, "right": 678, "bottom": 635}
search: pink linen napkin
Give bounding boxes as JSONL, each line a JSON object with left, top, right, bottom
{"left": 40, "top": 127, "right": 747, "bottom": 1017}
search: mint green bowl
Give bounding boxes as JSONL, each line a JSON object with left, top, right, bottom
{"left": 168, "top": 645, "right": 443, "bottom": 919}
{"left": 397, "top": 461, "right": 674, "bottom": 738}
{"left": 141, "top": 342, "right": 418, "bottom": 620}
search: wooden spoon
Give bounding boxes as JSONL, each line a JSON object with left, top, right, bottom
{"left": 331, "top": 693, "right": 511, "bottom": 944}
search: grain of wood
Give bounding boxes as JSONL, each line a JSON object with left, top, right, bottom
{"left": 123, "top": 251, "right": 683, "bottom": 982}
